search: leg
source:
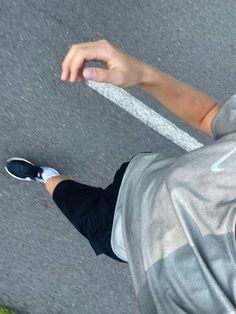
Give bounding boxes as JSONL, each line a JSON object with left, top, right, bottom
{"left": 5, "top": 157, "right": 129, "bottom": 262}
{"left": 45, "top": 175, "right": 69, "bottom": 196}
{"left": 50, "top": 162, "right": 130, "bottom": 262}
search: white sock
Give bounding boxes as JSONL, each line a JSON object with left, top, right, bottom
{"left": 41, "top": 167, "right": 60, "bottom": 183}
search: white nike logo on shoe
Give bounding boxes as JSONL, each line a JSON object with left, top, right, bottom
{"left": 211, "top": 147, "right": 236, "bottom": 172}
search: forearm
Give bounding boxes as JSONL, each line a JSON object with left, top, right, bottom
{"left": 138, "top": 64, "right": 220, "bottom": 135}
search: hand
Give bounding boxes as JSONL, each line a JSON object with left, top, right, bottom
{"left": 61, "top": 38, "right": 147, "bottom": 88}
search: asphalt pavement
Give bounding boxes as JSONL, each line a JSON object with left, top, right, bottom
{"left": 0, "top": 0, "right": 236, "bottom": 313}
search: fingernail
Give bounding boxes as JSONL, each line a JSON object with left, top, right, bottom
{"left": 84, "top": 69, "right": 96, "bottom": 79}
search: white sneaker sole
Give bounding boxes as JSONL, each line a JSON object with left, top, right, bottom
{"left": 5, "top": 157, "right": 40, "bottom": 182}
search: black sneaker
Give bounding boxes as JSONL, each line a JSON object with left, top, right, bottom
{"left": 5, "top": 157, "right": 44, "bottom": 183}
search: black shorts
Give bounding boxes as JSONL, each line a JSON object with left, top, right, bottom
{"left": 52, "top": 161, "right": 130, "bottom": 262}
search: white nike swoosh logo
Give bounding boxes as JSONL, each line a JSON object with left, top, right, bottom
{"left": 211, "top": 147, "right": 236, "bottom": 172}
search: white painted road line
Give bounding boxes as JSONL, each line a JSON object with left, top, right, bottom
{"left": 86, "top": 81, "right": 204, "bottom": 152}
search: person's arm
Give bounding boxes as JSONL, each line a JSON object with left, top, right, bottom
{"left": 61, "top": 39, "right": 221, "bottom": 137}
{"left": 138, "top": 64, "right": 222, "bottom": 137}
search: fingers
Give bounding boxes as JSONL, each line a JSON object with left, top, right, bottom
{"left": 61, "top": 45, "right": 78, "bottom": 81}
{"left": 61, "top": 39, "right": 113, "bottom": 83}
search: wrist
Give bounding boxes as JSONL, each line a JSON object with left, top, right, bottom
{"left": 138, "top": 63, "right": 163, "bottom": 88}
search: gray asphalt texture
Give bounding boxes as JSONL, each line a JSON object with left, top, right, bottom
{"left": 0, "top": 0, "right": 236, "bottom": 313}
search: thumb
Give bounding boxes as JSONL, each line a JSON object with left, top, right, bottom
{"left": 83, "top": 67, "right": 110, "bottom": 83}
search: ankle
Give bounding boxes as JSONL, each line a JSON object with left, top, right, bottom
{"left": 45, "top": 175, "right": 69, "bottom": 196}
